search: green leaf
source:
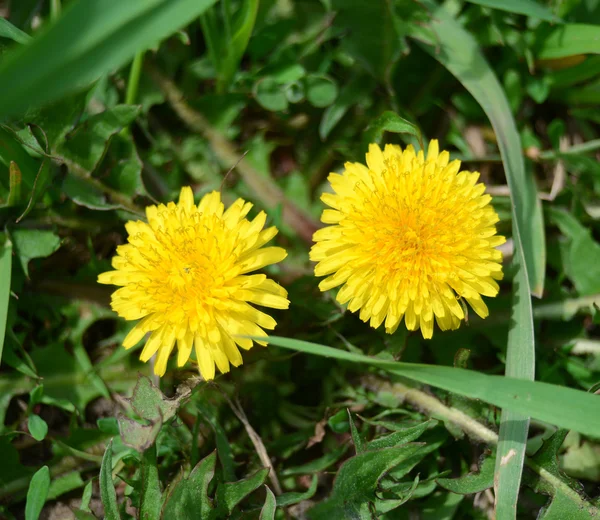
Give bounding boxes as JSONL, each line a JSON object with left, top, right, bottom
{"left": 348, "top": 410, "right": 365, "bottom": 454}
{"left": 276, "top": 475, "right": 318, "bottom": 507}
{"left": 16, "top": 160, "right": 52, "bottom": 223}
{"left": 100, "top": 440, "right": 121, "bottom": 520}
{"left": 264, "top": 336, "right": 600, "bottom": 438}
{"left": 25, "top": 466, "right": 50, "bottom": 520}
{"left": 464, "top": 0, "right": 562, "bottom": 22}
{"left": 549, "top": 208, "right": 600, "bottom": 295}
{"left": 363, "top": 111, "right": 423, "bottom": 154}
{"left": 437, "top": 452, "right": 495, "bottom": 494}
{"left": 47, "top": 472, "right": 85, "bottom": 501}
{"left": 331, "top": 0, "right": 403, "bottom": 82}
{"left": 319, "top": 74, "right": 374, "bottom": 139}
{"left": 217, "top": 0, "right": 259, "bottom": 93}
{"left": 0, "top": 236, "right": 12, "bottom": 367}
{"left": 197, "top": 407, "right": 236, "bottom": 482}
{"left": 309, "top": 445, "right": 425, "bottom": 519}
{"left": 215, "top": 467, "right": 269, "bottom": 516}
{"left": 254, "top": 77, "right": 289, "bottom": 112}
{"left": 281, "top": 445, "right": 349, "bottom": 476}
{"left": 127, "top": 375, "right": 186, "bottom": 424}
{"left": 0, "top": 18, "right": 32, "bottom": 44}
{"left": 161, "top": 451, "right": 216, "bottom": 520}
{"left": 536, "top": 24, "right": 600, "bottom": 60}
{"left": 259, "top": 486, "right": 276, "bottom": 520}
{"left": 367, "top": 420, "right": 433, "bottom": 451}
{"left": 56, "top": 105, "right": 140, "bottom": 173}
{"left": 0, "top": 0, "right": 219, "bottom": 118}
{"left": 527, "top": 430, "right": 599, "bottom": 519}
{"left": 11, "top": 229, "right": 61, "bottom": 277}
{"left": 139, "top": 445, "right": 162, "bottom": 520}
{"left": 305, "top": 75, "right": 338, "bottom": 108}
{"left": 27, "top": 414, "right": 49, "bottom": 441}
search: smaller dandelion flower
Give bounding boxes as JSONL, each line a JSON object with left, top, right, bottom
{"left": 98, "top": 187, "right": 289, "bottom": 380}
{"left": 310, "top": 140, "right": 505, "bottom": 339}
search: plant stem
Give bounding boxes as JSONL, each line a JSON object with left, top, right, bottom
{"left": 125, "top": 51, "right": 144, "bottom": 106}
{"left": 120, "top": 51, "right": 145, "bottom": 137}
{"left": 50, "top": 0, "right": 61, "bottom": 22}
{"left": 147, "top": 63, "right": 320, "bottom": 244}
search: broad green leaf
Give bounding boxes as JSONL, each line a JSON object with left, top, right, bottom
{"left": 259, "top": 486, "right": 276, "bottom": 520}
{"left": 309, "top": 445, "right": 426, "bottom": 519}
{"left": 549, "top": 208, "right": 600, "bottom": 295}
{"left": 420, "top": 491, "right": 464, "bottom": 520}
{"left": 437, "top": 453, "right": 495, "bottom": 494}
{"left": 127, "top": 375, "right": 184, "bottom": 423}
{"left": 161, "top": 451, "right": 216, "bottom": 520}
{"left": 0, "top": 0, "right": 219, "bottom": 119}
{"left": 55, "top": 105, "right": 140, "bottom": 173}
{"left": 11, "top": 229, "right": 61, "bottom": 277}
{"left": 217, "top": 0, "right": 259, "bottom": 93}
{"left": 536, "top": 24, "right": 600, "bottom": 60}
{"left": 0, "top": 236, "right": 11, "bottom": 367}
{"left": 215, "top": 467, "right": 269, "bottom": 516}
{"left": 464, "top": 0, "right": 562, "bottom": 22}
{"left": 25, "top": 466, "right": 50, "bottom": 520}
{"left": 100, "top": 440, "right": 121, "bottom": 520}
{"left": 305, "top": 75, "right": 338, "bottom": 108}
{"left": 254, "top": 77, "right": 289, "bottom": 112}
{"left": 139, "top": 445, "right": 162, "bottom": 520}
{"left": 264, "top": 336, "right": 600, "bottom": 438}
{"left": 331, "top": 0, "right": 403, "bottom": 82}
{"left": 27, "top": 414, "right": 49, "bottom": 441}
{"left": 276, "top": 475, "right": 318, "bottom": 507}
{"left": 0, "top": 18, "right": 32, "bottom": 44}
{"left": 527, "top": 430, "right": 599, "bottom": 519}
{"left": 47, "top": 472, "right": 85, "bottom": 501}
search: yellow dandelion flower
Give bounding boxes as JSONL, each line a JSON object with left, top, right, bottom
{"left": 310, "top": 140, "right": 505, "bottom": 339}
{"left": 98, "top": 187, "right": 289, "bottom": 379}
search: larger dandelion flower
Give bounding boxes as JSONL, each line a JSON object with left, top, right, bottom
{"left": 98, "top": 187, "right": 289, "bottom": 379}
{"left": 310, "top": 140, "right": 505, "bottom": 338}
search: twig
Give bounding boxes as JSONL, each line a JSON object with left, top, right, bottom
{"left": 216, "top": 385, "right": 283, "bottom": 495}
{"left": 146, "top": 63, "right": 320, "bottom": 244}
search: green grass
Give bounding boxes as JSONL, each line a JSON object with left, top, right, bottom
{"left": 1, "top": 1, "right": 600, "bottom": 519}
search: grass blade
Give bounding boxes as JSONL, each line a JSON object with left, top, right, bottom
{"left": 535, "top": 24, "right": 600, "bottom": 59}
{"left": 408, "top": 5, "right": 538, "bottom": 517}
{"left": 0, "top": 0, "right": 217, "bottom": 119}
{"left": 464, "top": 0, "right": 562, "bottom": 23}
{"left": 0, "top": 236, "right": 12, "bottom": 367}
{"left": 263, "top": 336, "right": 600, "bottom": 439}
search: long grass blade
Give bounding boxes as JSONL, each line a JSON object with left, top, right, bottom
{"left": 263, "top": 336, "right": 599, "bottom": 439}
{"left": 408, "top": 4, "right": 539, "bottom": 517}
{"left": 0, "top": 0, "right": 217, "bottom": 119}
{"left": 0, "top": 236, "right": 12, "bottom": 368}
